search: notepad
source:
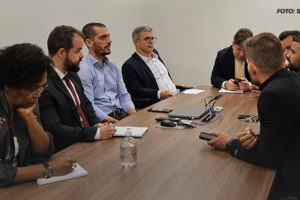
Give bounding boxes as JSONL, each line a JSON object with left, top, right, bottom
{"left": 182, "top": 89, "right": 205, "bottom": 94}
{"left": 219, "top": 88, "right": 243, "bottom": 94}
{"left": 36, "top": 163, "right": 88, "bottom": 185}
{"left": 114, "top": 126, "right": 148, "bottom": 137}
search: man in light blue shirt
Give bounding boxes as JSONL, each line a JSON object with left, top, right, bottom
{"left": 78, "top": 23, "right": 136, "bottom": 123}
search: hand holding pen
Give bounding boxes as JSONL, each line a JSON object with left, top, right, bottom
{"left": 63, "top": 150, "right": 77, "bottom": 169}
{"left": 48, "top": 150, "right": 76, "bottom": 176}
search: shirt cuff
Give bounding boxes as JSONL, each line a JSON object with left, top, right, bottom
{"left": 94, "top": 127, "right": 101, "bottom": 140}
{"left": 122, "top": 102, "right": 135, "bottom": 112}
{"left": 248, "top": 82, "right": 252, "bottom": 90}
{"left": 221, "top": 81, "right": 227, "bottom": 89}
{"left": 227, "top": 138, "right": 240, "bottom": 157}
{"left": 157, "top": 90, "right": 161, "bottom": 99}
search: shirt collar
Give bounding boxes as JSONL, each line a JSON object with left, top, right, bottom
{"left": 87, "top": 53, "right": 109, "bottom": 67}
{"left": 54, "top": 67, "right": 67, "bottom": 80}
{"left": 136, "top": 51, "right": 158, "bottom": 63}
{"left": 259, "top": 68, "right": 286, "bottom": 91}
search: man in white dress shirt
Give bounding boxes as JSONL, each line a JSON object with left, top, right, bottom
{"left": 122, "top": 26, "right": 185, "bottom": 109}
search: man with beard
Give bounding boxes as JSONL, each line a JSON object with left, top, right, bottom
{"left": 205, "top": 33, "right": 300, "bottom": 198}
{"left": 39, "top": 25, "right": 116, "bottom": 152}
{"left": 278, "top": 30, "right": 300, "bottom": 68}
{"left": 78, "top": 23, "right": 136, "bottom": 123}
{"left": 287, "top": 33, "right": 300, "bottom": 75}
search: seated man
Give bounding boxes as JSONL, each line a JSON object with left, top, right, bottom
{"left": 211, "top": 28, "right": 253, "bottom": 91}
{"left": 122, "top": 26, "right": 185, "bottom": 109}
{"left": 287, "top": 33, "right": 300, "bottom": 75}
{"left": 0, "top": 43, "right": 73, "bottom": 187}
{"left": 39, "top": 25, "right": 116, "bottom": 152}
{"left": 78, "top": 23, "right": 136, "bottom": 123}
{"left": 207, "top": 33, "right": 300, "bottom": 198}
{"left": 278, "top": 30, "right": 300, "bottom": 68}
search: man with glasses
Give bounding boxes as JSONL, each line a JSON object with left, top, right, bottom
{"left": 122, "top": 26, "right": 185, "bottom": 109}
{"left": 39, "top": 25, "right": 116, "bottom": 152}
{"left": 211, "top": 28, "right": 253, "bottom": 91}
{"left": 78, "top": 23, "right": 136, "bottom": 123}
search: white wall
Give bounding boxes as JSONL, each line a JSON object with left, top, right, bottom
{"left": 1, "top": 0, "right": 299, "bottom": 86}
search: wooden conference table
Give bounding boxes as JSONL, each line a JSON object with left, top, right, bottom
{"left": 0, "top": 86, "right": 276, "bottom": 200}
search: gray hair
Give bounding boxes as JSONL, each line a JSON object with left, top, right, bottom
{"left": 132, "top": 26, "right": 153, "bottom": 40}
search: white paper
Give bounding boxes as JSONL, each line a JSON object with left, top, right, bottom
{"left": 114, "top": 126, "right": 148, "bottom": 137}
{"left": 182, "top": 89, "right": 205, "bottom": 94}
{"left": 219, "top": 88, "right": 243, "bottom": 94}
{"left": 36, "top": 163, "right": 88, "bottom": 185}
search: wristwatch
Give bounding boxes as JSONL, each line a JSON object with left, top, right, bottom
{"left": 43, "top": 162, "right": 52, "bottom": 179}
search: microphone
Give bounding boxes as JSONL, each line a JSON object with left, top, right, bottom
{"left": 205, "top": 94, "right": 223, "bottom": 106}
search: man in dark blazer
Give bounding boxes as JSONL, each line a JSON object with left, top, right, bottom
{"left": 122, "top": 26, "right": 185, "bottom": 109}
{"left": 207, "top": 33, "right": 300, "bottom": 198}
{"left": 211, "top": 28, "right": 253, "bottom": 91}
{"left": 39, "top": 25, "right": 116, "bottom": 152}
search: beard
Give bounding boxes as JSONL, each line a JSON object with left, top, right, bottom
{"left": 287, "top": 58, "right": 300, "bottom": 72}
{"left": 64, "top": 56, "right": 81, "bottom": 72}
{"left": 94, "top": 43, "right": 111, "bottom": 59}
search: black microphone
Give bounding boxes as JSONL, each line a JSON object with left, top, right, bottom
{"left": 205, "top": 94, "right": 223, "bottom": 106}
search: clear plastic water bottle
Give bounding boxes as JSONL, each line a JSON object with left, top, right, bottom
{"left": 120, "top": 126, "right": 137, "bottom": 168}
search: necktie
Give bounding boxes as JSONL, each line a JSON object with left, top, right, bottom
{"left": 63, "top": 74, "right": 89, "bottom": 127}
{"left": 236, "top": 61, "right": 243, "bottom": 79}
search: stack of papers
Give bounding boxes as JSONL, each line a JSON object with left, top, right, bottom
{"left": 219, "top": 88, "right": 243, "bottom": 94}
{"left": 182, "top": 89, "right": 205, "bottom": 94}
{"left": 114, "top": 126, "right": 148, "bottom": 137}
{"left": 36, "top": 163, "right": 88, "bottom": 185}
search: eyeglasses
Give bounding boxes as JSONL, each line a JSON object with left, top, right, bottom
{"left": 143, "top": 37, "right": 157, "bottom": 43}
{"left": 31, "top": 83, "right": 48, "bottom": 94}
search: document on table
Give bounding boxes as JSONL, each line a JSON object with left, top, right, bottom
{"left": 36, "top": 163, "right": 88, "bottom": 185}
{"left": 114, "top": 126, "right": 148, "bottom": 137}
{"left": 182, "top": 89, "right": 205, "bottom": 94}
{"left": 219, "top": 88, "right": 243, "bottom": 94}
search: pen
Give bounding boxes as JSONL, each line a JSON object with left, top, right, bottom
{"left": 63, "top": 150, "right": 70, "bottom": 160}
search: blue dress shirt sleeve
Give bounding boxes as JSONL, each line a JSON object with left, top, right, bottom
{"left": 78, "top": 62, "right": 108, "bottom": 121}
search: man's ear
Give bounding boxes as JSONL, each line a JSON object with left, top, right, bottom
{"left": 248, "top": 62, "right": 256, "bottom": 77}
{"left": 85, "top": 39, "right": 93, "bottom": 49}
{"left": 133, "top": 38, "right": 139, "bottom": 46}
{"left": 57, "top": 48, "right": 66, "bottom": 59}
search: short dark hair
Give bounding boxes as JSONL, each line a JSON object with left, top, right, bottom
{"left": 244, "top": 32, "right": 284, "bottom": 73}
{"left": 47, "top": 25, "right": 84, "bottom": 56}
{"left": 293, "top": 33, "right": 300, "bottom": 43}
{"left": 278, "top": 30, "right": 300, "bottom": 41}
{"left": 233, "top": 28, "right": 253, "bottom": 45}
{"left": 0, "top": 43, "right": 52, "bottom": 89}
{"left": 82, "top": 23, "right": 106, "bottom": 40}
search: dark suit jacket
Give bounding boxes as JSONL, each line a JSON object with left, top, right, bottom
{"left": 227, "top": 69, "right": 300, "bottom": 194}
{"left": 210, "top": 46, "right": 250, "bottom": 88}
{"left": 39, "top": 69, "right": 101, "bottom": 152}
{"left": 122, "top": 49, "right": 171, "bottom": 108}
